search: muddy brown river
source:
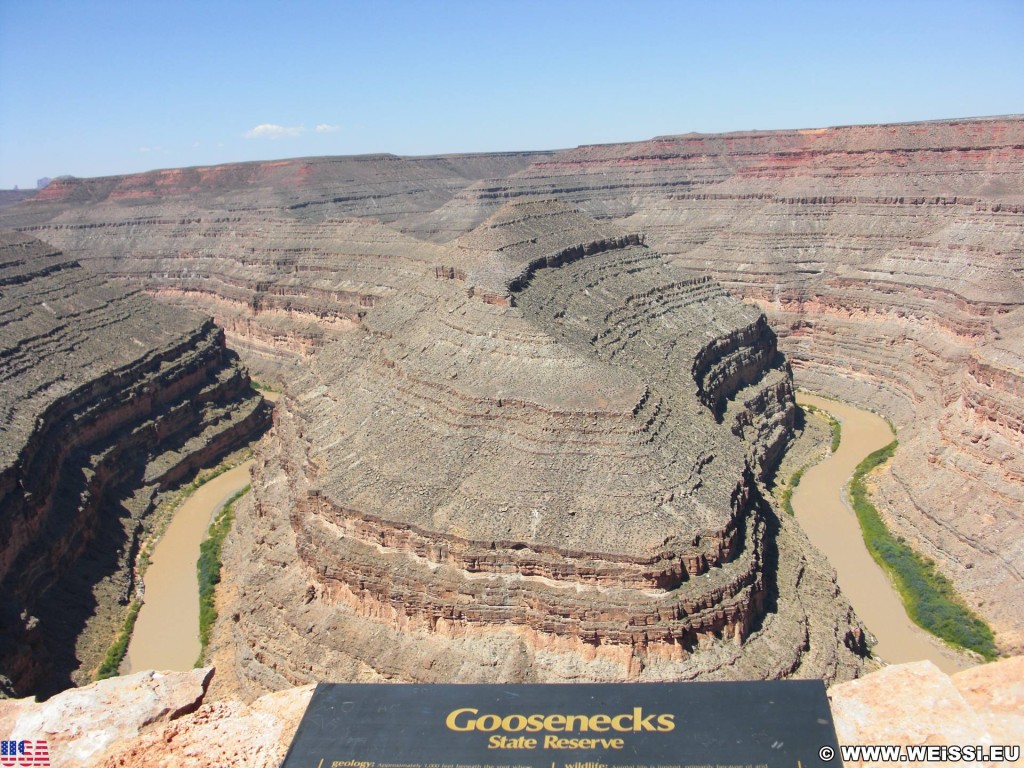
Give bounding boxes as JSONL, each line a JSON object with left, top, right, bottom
{"left": 793, "top": 392, "right": 975, "bottom": 673}
{"left": 124, "top": 460, "right": 253, "bottom": 673}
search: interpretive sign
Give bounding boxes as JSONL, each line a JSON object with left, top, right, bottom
{"left": 281, "top": 681, "right": 840, "bottom": 768}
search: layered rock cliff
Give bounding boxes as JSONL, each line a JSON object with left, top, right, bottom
{"left": 3, "top": 153, "right": 548, "bottom": 384}
{"left": 0, "top": 231, "right": 270, "bottom": 697}
{"left": 407, "top": 118, "right": 1024, "bottom": 651}
{"left": 205, "top": 202, "right": 866, "bottom": 696}
{"left": 9, "top": 214, "right": 452, "bottom": 382}
{"left": 0, "top": 190, "right": 35, "bottom": 210}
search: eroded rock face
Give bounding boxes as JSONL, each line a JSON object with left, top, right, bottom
{"left": 0, "top": 667, "right": 213, "bottom": 767}
{"left": 0, "top": 667, "right": 313, "bottom": 768}
{"left": 408, "top": 119, "right": 1024, "bottom": 652}
{"left": 0, "top": 231, "right": 270, "bottom": 697}
{"left": 1, "top": 153, "right": 551, "bottom": 384}
{"left": 204, "top": 202, "right": 867, "bottom": 695}
{"left": 3, "top": 215, "right": 457, "bottom": 383}
{"left": 829, "top": 656, "right": 1024, "bottom": 764}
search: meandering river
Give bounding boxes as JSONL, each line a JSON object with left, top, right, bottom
{"left": 793, "top": 392, "right": 974, "bottom": 673}
{"left": 123, "top": 461, "right": 254, "bottom": 673}
{"left": 122, "top": 389, "right": 972, "bottom": 674}
{"left": 124, "top": 389, "right": 279, "bottom": 672}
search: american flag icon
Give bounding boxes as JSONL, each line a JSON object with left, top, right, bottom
{"left": 0, "top": 740, "right": 50, "bottom": 767}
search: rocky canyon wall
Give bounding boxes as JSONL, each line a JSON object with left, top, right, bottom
{"left": 205, "top": 202, "right": 867, "bottom": 697}
{"left": 2, "top": 153, "right": 548, "bottom": 385}
{"left": 0, "top": 231, "right": 270, "bottom": 696}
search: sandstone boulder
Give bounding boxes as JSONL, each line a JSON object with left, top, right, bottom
{"left": 829, "top": 657, "right": 1024, "bottom": 766}
{"left": 0, "top": 668, "right": 212, "bottom": 767}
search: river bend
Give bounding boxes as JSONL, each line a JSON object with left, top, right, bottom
{"left": 793, "top": 393, "right": 973, "bottom": 673}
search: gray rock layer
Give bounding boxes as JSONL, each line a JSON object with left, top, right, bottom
{"left": 407, "top": 119, "right": 1024, "bottom": 651}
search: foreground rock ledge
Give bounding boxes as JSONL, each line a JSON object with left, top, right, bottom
{"left": 1, "top": 659, "right": 1019, "bottom": 768}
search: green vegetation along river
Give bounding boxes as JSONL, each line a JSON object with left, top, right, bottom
{"left": 793, "top": 393, "right": 976, "bottom": 673}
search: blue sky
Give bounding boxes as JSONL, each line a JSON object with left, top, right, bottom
{"left": 1, "top": 0, "right": 1022, "bottom": 189}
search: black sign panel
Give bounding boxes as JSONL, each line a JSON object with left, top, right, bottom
{"left": 281, "top": 681, "right": 840, "bottom": 768}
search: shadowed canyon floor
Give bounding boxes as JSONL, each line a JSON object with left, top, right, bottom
{"left": 1, "top": 116, "right": 1022, "bottom": 701}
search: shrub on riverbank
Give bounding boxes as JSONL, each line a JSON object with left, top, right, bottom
{"left": 801, "top": 402, "right": 841, "bottom": 453}
{"left": 96, "top": 599, "right": 141, "bottom": 679}
{"left": 251, "top": 379, "right": 282, "bottom": 394}
{"left": 781, "top": 466, "right": 806, "bottom": 516}
{"left": 829, "top": 416, "right": 841, "bottom": 453}
{"left": 196, "top": 485, "right": 249, "bottom": 665}
{"left": 849, "top": 442, "right": 997, "bottom": 660}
